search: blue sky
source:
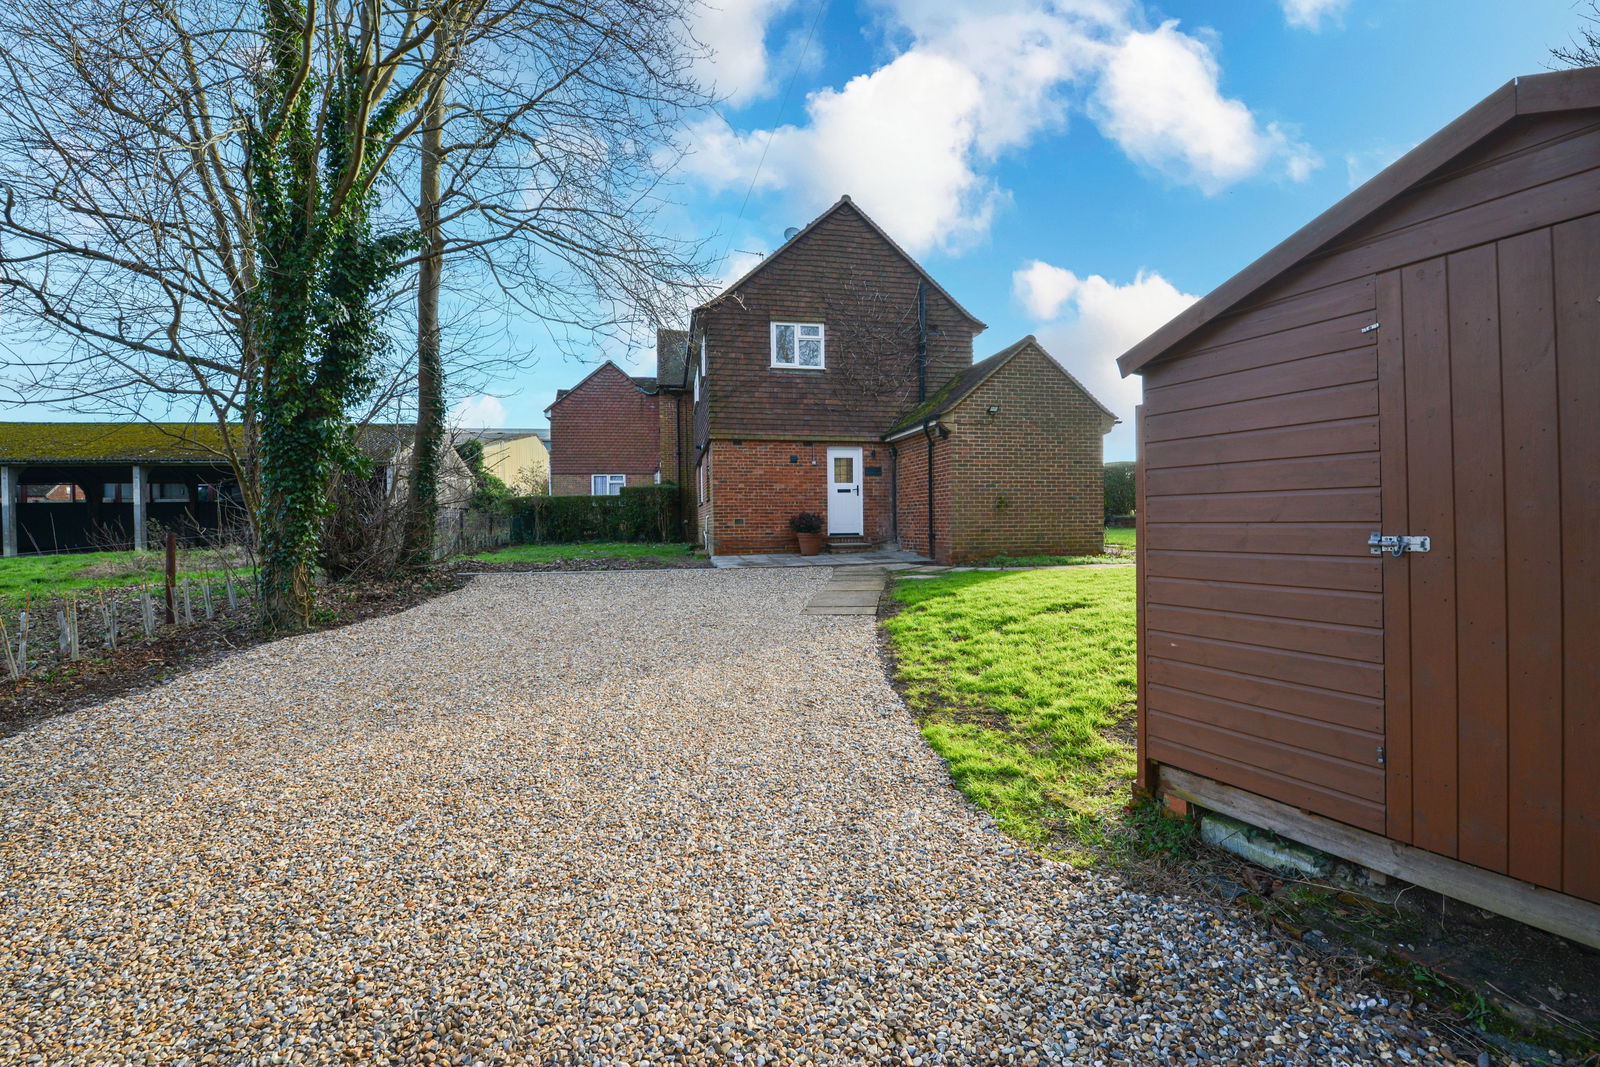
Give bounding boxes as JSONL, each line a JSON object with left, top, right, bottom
{"left": 447, "top": 0, "right": 1581, "bottom": 460}
{"left": 6, "top": 0, "right": 1585, "bottom": 462}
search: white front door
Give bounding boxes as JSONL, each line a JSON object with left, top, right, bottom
{"left": 826, "top": 447, "right": 864, "bottom": 535}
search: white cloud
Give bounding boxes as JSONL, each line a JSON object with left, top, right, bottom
{"left": 1344, "top": 143, "right": 1412, "bottom": 188}
{"left": 1019, "top": 261, "right": 1198, "bottom": 460}
{"left": 691, "top": 0, "right": 807, "bottom": 107}
{"left": 1092, "top": 22, "right": 1319, "bottom": 193}
{"left": 1013, "top": 259, "right": 1082, "bottom": 320}
{"left": 680, "top": 3, "right": 1317, "bottom": 254}
{"left": 449, "top": 394, "right": 507, "bottom": 429}
{"left": 1281, "top": 0, "right": 1350, "bottom": 31}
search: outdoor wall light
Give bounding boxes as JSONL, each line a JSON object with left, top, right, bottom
{"left": 987, "top": 405, "right": 1000, "bottom": 415}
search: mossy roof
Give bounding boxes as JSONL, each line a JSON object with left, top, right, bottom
{"left": 0, "top": 421, "right": 415, "bottom": 465}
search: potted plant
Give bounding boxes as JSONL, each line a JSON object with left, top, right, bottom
{"left": 789, "top": 511, "right": 825, "bottom": 556}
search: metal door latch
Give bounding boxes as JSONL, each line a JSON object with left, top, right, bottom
{"left": 1369, "top": 532, "right": 1430, "bottom": 557}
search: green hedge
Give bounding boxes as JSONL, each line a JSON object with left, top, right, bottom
{"left": 506, "top": 484, "right": 679, "bottom": 544}
{"left": 1104, "top": 461, "right": 1136, "bottom": 523}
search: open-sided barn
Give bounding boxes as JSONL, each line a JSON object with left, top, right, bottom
{"left": 1118, "top": 69, "right": 1600, "bottom": 946}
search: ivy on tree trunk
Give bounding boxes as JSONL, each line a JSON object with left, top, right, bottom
{"left": 247, "top": 0, "right": 416, "bottom": 630}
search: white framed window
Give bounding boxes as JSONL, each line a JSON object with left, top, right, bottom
{"left": 770, "top": 322, "right": 825, "bottom": 369}
{"left": 591, "top": 474, "right": 626, "bottom": 496}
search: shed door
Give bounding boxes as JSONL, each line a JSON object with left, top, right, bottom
{"left": 1376, "top": 218, "right": 1600, "bottom": 903}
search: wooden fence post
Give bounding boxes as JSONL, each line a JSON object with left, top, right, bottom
{"left": 164, "top": 530, "right": 176, "bottom": 624}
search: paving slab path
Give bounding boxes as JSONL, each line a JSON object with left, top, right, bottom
{"left": 0, "top": 570, "right": 1459, "bottom": 1065}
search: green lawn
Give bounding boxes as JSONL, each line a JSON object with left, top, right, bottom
{"left": 884, "top": 567, "right": 1137, "bottom": 862}
{"left": 0, "top": 549, "right": 244, "bottom": 604}
{"left": 466, "top": 541, "right": 695, "bottom": 564}
{"left": 1104, "top": 526, "right": 1136, "bottom": 547}
{"left": 976, "top": 554, "right": 1121, "bottom": 567}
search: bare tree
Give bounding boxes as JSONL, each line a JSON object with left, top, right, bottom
{"left": 0, "top": 0, "right": 712, "bottom": 623}
{"left": 1553, "top": 2, "right": 1600, "bottom": 67}
{"left": 396, "top": 0, "right": 715, "bottom": 565}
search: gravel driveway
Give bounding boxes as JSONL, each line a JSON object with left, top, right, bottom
{"left": 1, "top": 570, "right": 1458, "bottom": 1065}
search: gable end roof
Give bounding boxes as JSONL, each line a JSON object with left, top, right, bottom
{"left": 698, "top": 196, "right": 987, "bottom": 330}
{"left": 1117, "top": 68, "right": 1600, "bottom": 377}
{"left": 884, "top": 335, "right": 1118, "bottom": 440}
{"left": 543, "top": 360, "right": 657, "bottom": 414}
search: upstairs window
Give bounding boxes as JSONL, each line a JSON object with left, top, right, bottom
{"left": 771, "top": 322, "right": 825, "bottom": 370}
{"left": 591, "top": 474, "right": 626, "bottom": 496}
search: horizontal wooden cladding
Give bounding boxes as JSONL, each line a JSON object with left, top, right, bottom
{"left": 1147, "top": 487, "right": 1379, "bottom": 524}
{"left": 1149, "top": 313, "right": 1378, "bottom": 388}
{"left": 1323, "top": 119, "right": 1600, "bottom": 262}
{"left": 1287, "top": 162, "right": 1600, "bottom": 296}
{"left": 1145, "top": 452, "right": 1378, "bottom": 498}
{"left": 1147, "top": 576, "right": 1382, "bottom": 629}
{"left": 1149, "top": 686, "right": 1380, "bottom": 763}
{"left": 1143, "top": 522, "right": 1372, "bottom": 557}
{"left": 1143, "top": 418, "right": 1377, "bottom": 468}
{"left": 1147, "top": 708, "right": 1382, "bottom": 802}
{"left": 1147, "top": 603, "right": 1382, "bottom": 662}
{"left": 1148, "top": 658, "right": 1382, "bottom": 733}
{"left": 1145, "top": 550, "right": 1379, "bottom": 592}
{"left": 1145, "top": 348, "right": 1375, "bottom": 417}
{"left": 1183, "top": 276, "right": 1375, "bottom": 355}
{"left": 1148, "top": 737, "right": 1385, "bottom": 833}
{"left": 1143, "top": 381, "right": 1377, "bottom": 443}
{"left": 1148, "top": 629, "right": 1382, "bottom": 698}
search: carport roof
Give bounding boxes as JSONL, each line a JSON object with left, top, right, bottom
{"left": 0, "top": 421, "right": 418, "bottom": 466}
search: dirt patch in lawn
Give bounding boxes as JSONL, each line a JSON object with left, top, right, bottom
{"left": 454, "top": 555, "right": 713, "bottom": 573}
{"left": 0, "top": 572, "right": 466, "bottom": 740}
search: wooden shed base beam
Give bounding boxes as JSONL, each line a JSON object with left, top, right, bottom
{"left": 1158, "top": 766, "right": 1600, "bottom": 952}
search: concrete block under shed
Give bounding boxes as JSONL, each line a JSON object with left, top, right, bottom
{"left": 1200, "top": 813, "right": 1332, "bottom": 878}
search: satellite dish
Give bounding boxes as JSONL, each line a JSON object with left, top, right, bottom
{"left": 783, "top": 226, "right": 800, "bottom": 241}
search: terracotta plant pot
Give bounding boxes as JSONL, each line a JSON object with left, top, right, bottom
{"left": 795, "top": 532, "right": 825, "bottom": 556}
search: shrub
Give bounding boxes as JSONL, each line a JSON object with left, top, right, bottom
{"left": 1104, "top": 461, "right": 1136, "bottom": 523}
{"left": 788, "top": 511, "right": 823, "bottom": 534}
{"left": 505, "top": 484, "right": 680, "bottom": 544}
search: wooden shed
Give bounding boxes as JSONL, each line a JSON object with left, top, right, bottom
{"left": 1117, "top": 69, "right": 1600, "bottom": 947}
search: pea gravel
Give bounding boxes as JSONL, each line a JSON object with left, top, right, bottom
{"left": 1, "top": 570, "right": 1464, "bottom": 1065}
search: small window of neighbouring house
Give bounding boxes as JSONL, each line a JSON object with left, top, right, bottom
{"left": 591, "top": 474, "right": 625, "bottom": 496}
{"left": 24, "top": 484, "right": 87, "bottom": 503}
{"left": 771, "top": 322, "right": 824, "bottom": 369}
{"left": 152, "top": 483, "right": 190, "bottom": 503}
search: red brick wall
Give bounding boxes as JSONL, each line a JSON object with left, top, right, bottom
{"left": 892, "top": 432, "right": 953, "bottom": 562}
{"left": 707, "top": 438, "right": 893, "bottom": 554}
{"left": 550, "top": 472, "right": 656, "bottom": 496}
{"left": 942, "top": 344, "right": 1108, "bottom": 562}
{"left": 547, "top": 363, "right": 659, "bottom": 493}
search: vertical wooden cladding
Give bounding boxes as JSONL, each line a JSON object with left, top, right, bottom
{"left": 1379, "top": 219, "right": 1591, "bottom": 899}
{"left": 1140, "top": 274, "right": 1386, "bottom": 833}
{"left": 1133, "top": 81, "right": 1600, "bottom": 911}
{"left": 1554, "top": 214, "right": 1600, "bottom": 904}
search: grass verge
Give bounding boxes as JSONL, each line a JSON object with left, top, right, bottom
{"left": 883, "top": 567, "right": 1137, "bottom": 864}
{"left": 0, "top": 549, "right": 246, "bottom": 604}
{"left": 1104, "top": 526, "right": 1136, "bottom": 548}
{"left": 466, "top": 541, "right": 694, "bottom": 564}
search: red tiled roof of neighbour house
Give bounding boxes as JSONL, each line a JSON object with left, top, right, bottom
{"left": 696, "top": 196, "right": 988, "bottom": 331}
{"left": 883, "top": 336, "right": 1119, "bottom": 439}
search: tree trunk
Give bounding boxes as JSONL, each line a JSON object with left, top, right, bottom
{"left": 403, "top": 85, "right": 446, "bottom": 569}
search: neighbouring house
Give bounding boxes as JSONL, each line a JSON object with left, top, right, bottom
{"left": 0, "top": 421, "right": 473, "bottom": 556}
{"left": 1118, "top": 69, "right": 1600, "bottom": 948}
{"left": 544, "top": 329, "right": 689, "bottom": 498}
{"left": 547, "top": 196, "right": 1115, "bottom": 562}
{"left": 456, "top": 427, "right": 549, "bottom": 494}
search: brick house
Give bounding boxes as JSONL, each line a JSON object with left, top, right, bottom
{"left": 548, "top": 196, "right": 1116, "bottom": 562}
